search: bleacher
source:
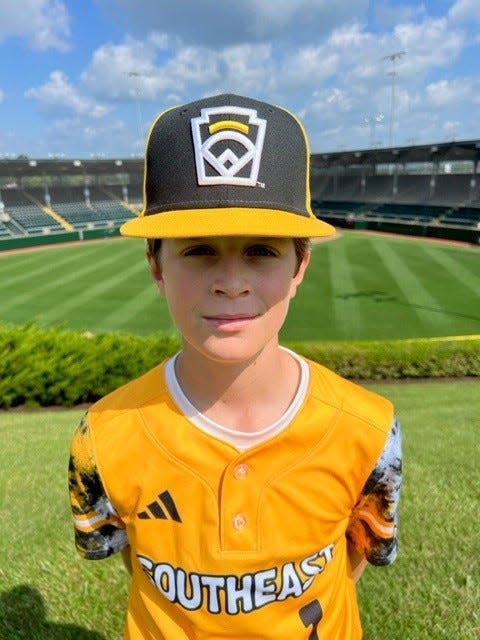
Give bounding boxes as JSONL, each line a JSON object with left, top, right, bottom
{"left": 312, "top": 200, "right": 368, "bottom": 219}
{"left": 47, "top": 185, "right": 134, "bottom": 230}
{"left": 0, "top": 182, "right": 138, "bottom": 236}
{"left": 317, "top": 176, "right": 363, "bottom": 201}
{"left": 0, "top": 188, "right": 64, "bottom": 234}
{"left": 395, "top": 175, "right": 431, "bottom": 203}
{"left": 364, "top": 175, "right": 394, "bottom": 202}
{"left": 311, "top": 166, "right": 480, "bottom": 231}
{"left": 0, "top": 221, "right": 11, "bottom": 238}
{"left": 430, "top": 174, "right": 475, "bottom": 205}
{"left": 367, "top": 203, "right": 449, "bottom": 223}
{"left": 125, "top": 183, "right": 143, "bottom": 209}
{"left": 88, "top": 186, "right": 134, "bottom": 223}
{"left": 440, "top": 206, "right": 480, "bottom": 227}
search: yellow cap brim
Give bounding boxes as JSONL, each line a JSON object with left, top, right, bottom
{"left": 120, "top": 207, "right": 336, "bottom": 239}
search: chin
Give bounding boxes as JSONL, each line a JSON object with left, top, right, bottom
{"left": 192, "top": 336, "right": 274, "bottom": 365}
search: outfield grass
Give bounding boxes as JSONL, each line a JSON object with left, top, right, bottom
{"left": 0, "top": 232, "right": 478, "bottom": 340}
{"left": 0, "top": 380, "right": 478, "bottom": 639}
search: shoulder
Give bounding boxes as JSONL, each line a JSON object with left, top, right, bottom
{"left": 306, "top": 358, "right": 394, "bottom": 435}
{"left": 81, "top": 361, "right": 172, "bottom": 516}
{"left": 88, "top": 361, "right": 168, "bottom": 427}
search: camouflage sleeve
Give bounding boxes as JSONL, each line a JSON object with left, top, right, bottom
{"left": 346, "top": 416, "right": 402, "bottom": 566}
{"left": 68, "top": 414, "right": 129, "bottom": 560}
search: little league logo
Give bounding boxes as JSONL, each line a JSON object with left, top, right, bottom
{"left": 191, "top": 106, "right": 267, "bottom": 187}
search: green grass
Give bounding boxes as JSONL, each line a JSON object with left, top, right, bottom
{"left": 0, "top": 232, "right": 479, "bottom": 340}
{"left": 0, "top": 380, "right": 478, "bottom": 639}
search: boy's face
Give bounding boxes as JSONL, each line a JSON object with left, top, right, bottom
{"left": 147, "top": 236, "right": 309, "bottom": 365}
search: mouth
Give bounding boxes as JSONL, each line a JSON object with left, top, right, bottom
{"left": 203, "top": 314, "right": 258, "bottom": 330}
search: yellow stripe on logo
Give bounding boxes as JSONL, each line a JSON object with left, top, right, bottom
{"left": 208, "top": 120, "right": 249, "bottom": 135}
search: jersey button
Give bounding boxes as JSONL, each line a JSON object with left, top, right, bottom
{"left": 233, "top": 464, "right": 249, "bottom": 479}
{"left": 232, "top": 513, "right": 247, "bottom": 530}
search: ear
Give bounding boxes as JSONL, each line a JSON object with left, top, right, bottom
{"left": 289, "top": 250, "right": 310, "bottom": 299}
{"left": 146, "top": 251, "right": 166, "bottom": 296}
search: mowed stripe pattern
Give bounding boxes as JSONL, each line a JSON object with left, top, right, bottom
{"left": 0, "top": 234, "right": 479, "bottom": 340}
{"left": 0, "top": 240, "right": 176, "bottom": 336}
{"left": 284, "top": 232, "right": 480, "bottom": 340}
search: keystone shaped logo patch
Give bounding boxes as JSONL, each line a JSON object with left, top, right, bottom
{"left": 191, "top": 105, "right": 267, "bottom": 187}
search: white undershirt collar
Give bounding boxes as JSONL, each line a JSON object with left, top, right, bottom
{"left": 164, "top": 348, "right": 309, "bottom": 451}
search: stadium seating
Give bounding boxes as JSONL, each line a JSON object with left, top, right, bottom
{"left": 0, "top": 184, "right": 137, "bottom": 235}
{"left": 324, "top": 176, "right": 363, "bottom": 201}
{"left": 125, "top": 183, "right": 143, "bottom": 208}
{"left": 396, "top": 175, "right": 431, "bottom": 203}
{"left": 310, "top": 172, "right": 333, "bottom": 201}
{"left": 440, "top": 206, "right": 480, "bottom": 226}
{"left": 0, "top": 188, "right": 64, "bottom": 233}
{"left": 313, "top": 200, "right": 368, "bottom": 215}
{"left": 311, "top": 167, "right": 480, "bottom": 231}
{"left": 3, "top": 205, "right": 64, "bottom": 233}
{"left": 364, "top": 175, "right": 394, "bottom": 201}
{"left": 367, "top": 203, "right": 448, "bottom": 222}
{"left": 0, "top": 221, "right": 11, "bottom": 238}
{"left": 430, "top": 174, "right": 475, "bottom": 205}
{"left": 47, "top": 185, "right": 134, "bottom": 229}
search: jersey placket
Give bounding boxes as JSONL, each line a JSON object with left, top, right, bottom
{"left": 219, "top": 457, "right": 262, "bottom": 552}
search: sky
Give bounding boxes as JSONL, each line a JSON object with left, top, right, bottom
{"left": 0, "top": 0, "right": 479, "bottom": 159}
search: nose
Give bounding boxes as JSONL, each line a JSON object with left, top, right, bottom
{"left": 210, "top": 256, "right": 251, "bottom": 298}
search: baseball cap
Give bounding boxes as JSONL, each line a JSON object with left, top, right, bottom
{"left": 120, "top": 93, "right": 335, "bottom": 239}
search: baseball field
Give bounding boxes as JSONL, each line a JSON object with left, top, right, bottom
{"left": 0, "top": 230, "right": 478, "bottom": 639}
{"left": 0, "top": 230, "right": 479, "bottom": 340}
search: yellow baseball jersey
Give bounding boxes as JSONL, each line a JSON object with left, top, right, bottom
{"left": 69, "top": 356, "right": 400, "bottom": 640}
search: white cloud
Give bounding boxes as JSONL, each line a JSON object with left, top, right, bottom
{"left": 277, "top": 46, "right": 340, "bottom": 93}
{"left": 0, "top": 0, "right": 70, "bottom": 51}
{"left": 301, "top": 87, "right": 355, "bottom": 149}
{"left": 425, "top": 78, "right": 473, "bottom": 107}
{"left": 40, "top": 116, "right": 135, "bottom": 157}
{"left": 374, "top": 2, "right": 427, "bottom": 29}
{"left": 81, "top": 36, "right": 275, "bottom": 102}
{"left": 207, "top": 45, "right": 274, "bottom": 96}
{"left": 25, "top": 71, "right": 109, "bottom": 118}
{"left": 392, "top": 18, "right": 464, "bottom": 76}
{"left": 71, "top": 6, "right": 476, "bottom": 154}
{"left": 10, "top": 1, "right": 479, "bottom": 156}
{"left": 80, "top": 35, "right": 168, "bottom": 101}
{"left": 96, "top": 0, "right": 368, "bottom": 46}
{"left": 0, "top": 90, "right": 4, "bottom": 103}
{"left": 448, "top": 0, "right": 480, "bottom": 23}
{"left": 441, "top": 120, "right": 462, "bottom": 140}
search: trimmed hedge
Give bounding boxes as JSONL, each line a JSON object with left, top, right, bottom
{"left": 0, "top": 324, "right": 179, "bottom": 408}
{"left": 288, "top": 337, "right": 480, "bottom": 381}
{"left": 0, "top": 324, "right": 479, "bottom": 408}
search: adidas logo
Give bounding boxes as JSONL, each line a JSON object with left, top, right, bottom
{"left": 137, "top": 490, "right": 182, "bottom": 522}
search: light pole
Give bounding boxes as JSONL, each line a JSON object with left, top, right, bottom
{"left": 126, "top": 71, "right": 145, "bottom": 145}
{"left": 364, "top": 113, "right": 384, "bottom": 148}
{"left": 382, "top": 51, "right": 406, "bottom": 147}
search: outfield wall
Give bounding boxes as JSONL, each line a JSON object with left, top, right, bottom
{"left": 323, "top": 215, "right": 480, "bottom": 244}
{"left": 0, "top": 226, "right": 121, "bottom": 251}
{"left": 0, "top": 219, "right": 479, "bottom": 252}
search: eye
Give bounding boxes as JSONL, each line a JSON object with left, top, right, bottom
{"left": 182, "top": 244, "right": 216, "bottom": 257}
{"left": 246, "top": 244, "right": 279, "bottom": 257}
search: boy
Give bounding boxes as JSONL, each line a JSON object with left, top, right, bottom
{"left": 68, "top": 93, "right": 402, "bottom": 640}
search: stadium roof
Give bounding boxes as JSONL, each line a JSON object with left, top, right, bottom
{"left": 0, "top": 157, "right": 143, "bottom": 179}
{"left": 311, "top": 139, "right": 480, "bottom": 169}
{"left": 0, "top": 139, "right": 479, "bottom": 179}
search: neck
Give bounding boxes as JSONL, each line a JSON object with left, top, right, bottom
{"left": 174, "top": 342, "right": 301, "bottom": 432}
